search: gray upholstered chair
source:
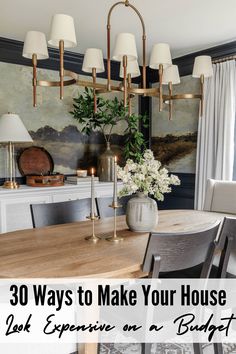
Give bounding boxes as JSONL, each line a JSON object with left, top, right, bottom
{"left": 204, "top": 179, "right": 236, "bottom": 214}
{"left": 204, "top": 179, "right": 236, "bottom": 276}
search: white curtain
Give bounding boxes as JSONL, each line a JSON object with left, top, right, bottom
{"left": 195, "top": 60, "right": 236, "bottom": 210}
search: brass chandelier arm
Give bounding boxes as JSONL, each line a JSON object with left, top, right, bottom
{"left": 37, "top": 79, "right": 76, "bottom": 87}
{"left": 76, "top": 80, "right": 121, "bottom": 92}
{"left": 32, "top": 54, "right": 37, "bottom": 107}
{"left": 125, "top": 1, "right": 146, "bottom": 89}
{"left": 59, "top": 40, "right": 64, "bottom": 99}
{"left": 168, "top": 82, "right": 173, "bottom": 121}
{"left": 128, "top": 87, "right": 158, "bottom": 95}
{"left": 106, "top": 0, "right": 147, "bottom": 91}
{"left": 37, "top": 70, "right": 77, "bottom": 87}
{"left": 170, "top": 93, "right": 202, "bottom": 100}
{"left": 107, "top": 1, "right": 124, "bottom": 91}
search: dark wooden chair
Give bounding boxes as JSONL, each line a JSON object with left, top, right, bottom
{"left": 214, "top": 217, "right": 235, "bottom": 278}
{"left": 96, "top": 196, "right": 131, "bottom": 218}
{"left": 30, "top": 199, "right": 92, "bottom": 228}
{"left": 141, "top": 220, "right": 234, "bottom": 354}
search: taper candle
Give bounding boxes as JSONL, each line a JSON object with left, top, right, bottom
{"left": 113, "top": 156, "right": 118, "bottom": 206}
{"left": 91, "top": 168, "right": 95, "bottom": 217}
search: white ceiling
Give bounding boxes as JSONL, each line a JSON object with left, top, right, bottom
{"left": 1, "top": 0, "right": 236, "bottom": 60}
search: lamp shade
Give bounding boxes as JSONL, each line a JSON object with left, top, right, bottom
{"left": 82, "top": 48, "right": 105, "bottom": 73}
{"left": 112, "top": 33, "right": 138, "bottom": 61}
{"left": 48, "top": 14, "right": 77, "bottom": 48}
{"left": 23, "top": 31, "right": 49, "bottom": 60}
{"left": 149, "top": 43, "right": 172, "bottom": 69}
{"left": 163, "top": 65, "right": 180, "bottom": 85}
{"left": 0, "top": 113, "right": 33, "bottom": 142}
{"left": 119, "top": 59, "right": 140, "bottom": 78}
{"left": 192, "top": 56, "right": 213, "bottom": 78}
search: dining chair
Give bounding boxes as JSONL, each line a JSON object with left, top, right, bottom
{"left": 204, "top": 179, "right": 236, "bottom": 277}
{"left": 204, "top": 179, "right": 236, "bottom": 214}
{"left": 142, "top": 221, "right": 232, "bottom": 354}
{"left": 96, "top": 196, "right": 131, "bottom": 218}
{"left": 30, "top": 199, "right": 92, "bottom": 228}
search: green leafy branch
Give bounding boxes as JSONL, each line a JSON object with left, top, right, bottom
{"left": 70, "top": 87, "right": 148, "bottom": 161}
{"left": 123, "top": 112, "right": 148, "bottom": 162}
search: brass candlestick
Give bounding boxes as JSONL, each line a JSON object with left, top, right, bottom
{"left": 85, "top": 214, "right": 100, "bottom": 243}
{"left": 105, "top": 202, "right": 123, "bottom": 242}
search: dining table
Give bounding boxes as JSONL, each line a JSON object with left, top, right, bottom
{"left": 0, "top": 209, "right": 231, "bottom": 354}
{"left": 0, "top": 209, "right": 229, "bottom": 279}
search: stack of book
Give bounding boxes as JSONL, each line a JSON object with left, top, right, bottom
{"left": 66, "top": 176, "right": 99, "bottom": 185}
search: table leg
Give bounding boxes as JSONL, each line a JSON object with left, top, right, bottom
{"left": 78, "top": 343, "right": 98, "bottom": 354}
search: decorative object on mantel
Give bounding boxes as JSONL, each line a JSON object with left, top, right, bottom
{"left": 18, "top": 146, "right": 64, "bottom": 187}
{"left": 23, "top": 1, "right": 213, "bottom": 120}
{"left": 85, "top": 168, "right": 100, "bottom": 243}
{"left": 0, "top": 113, "right": 33, "bottom": 189}
{"left": 66, "top": 176, "right": 99, "bottom": 185}
{"left": 70, "top": 87, "right": 148, "bottom": 181}
{"left": 105, "top": 156, "right": 123, "bottom": 242}
{"left": 98, "top": 142, "right": 115, "bottom": 182}
{"left": 117, "top": 150, "right": 180, "bottom": 232}
{"left": 76, "top": 169, "right": 87, "bottom": 177}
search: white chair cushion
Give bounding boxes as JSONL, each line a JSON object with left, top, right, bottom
{"left": 204, "top": 179, "right": 236, "bottom": 275}
{"left": 204, "top": 179, "right": 236, "bottom": 214}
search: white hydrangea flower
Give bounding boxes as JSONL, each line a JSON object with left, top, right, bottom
{"left": 118, "top": 149, "right": 181, "bottom": 201}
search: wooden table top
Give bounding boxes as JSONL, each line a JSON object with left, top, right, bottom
{"left": 0, "top": 209, "right": 228, "bottom": 279}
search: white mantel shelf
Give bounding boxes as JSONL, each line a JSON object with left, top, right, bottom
{"left": 0, "top": 182, "right": 123, "bottom": 234}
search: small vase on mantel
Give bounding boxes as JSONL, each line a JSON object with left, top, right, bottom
{"left": 97, "top": 142, "right": 115, "bottom": 182}
{"left": 126, "top": 192, "right": 158, "bottom": 232}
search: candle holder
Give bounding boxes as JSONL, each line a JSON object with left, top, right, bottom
{"left": 105, "top": 202, "right": 123, "bottom": 242}
{"left": 85, "top": 214, "right": 100, "bottom": 243}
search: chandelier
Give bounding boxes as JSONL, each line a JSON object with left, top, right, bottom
{"left": 22, "top": 0, "right": 213, "bottom": 119}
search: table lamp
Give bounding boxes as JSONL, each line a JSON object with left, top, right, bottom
{"left": 0, "top": 113, "right": 33, "bottom": 189}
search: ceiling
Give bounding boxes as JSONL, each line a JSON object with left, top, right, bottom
{"left": 1, "top": 0, "right": 236, "bottom": 60}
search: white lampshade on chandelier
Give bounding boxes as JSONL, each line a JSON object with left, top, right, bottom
{"left": 119, "top": 60, "right": 140, "bottom": 78}
{"left": 192, "top": 55, "right": 214, "bottom": 78}
{"left": 163, "top": 65, "right": 180, "bottom": 85}
{"left": 162, "top": 65, "right": 181, "bottom": 120}
{"left": 23, "top": 31, "right": 49, "bottom": 60}
{"left": 113, "top": 33, "right": 138, "bottom": 62}
{"left": 23, "top": 0, "right": 213, "bottom": 119}
{"left": 82, "top": 48, "right": 105, "bottom": 73}
{"left": 82, "top": 48, "right": 105, "bottom": 112}
{"left": 48, "top": 14, "right": 77, "bottom": 48}
{"left": 0, "top": 113, "right": 33, "bottom": 189}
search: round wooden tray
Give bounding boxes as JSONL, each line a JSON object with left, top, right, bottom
{"left": 18, "top": 146, "right": 54, "bottom": 176}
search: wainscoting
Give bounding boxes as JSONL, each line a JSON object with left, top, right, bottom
{"left": 158, "top": 173, "right": 195, "bottom": 210}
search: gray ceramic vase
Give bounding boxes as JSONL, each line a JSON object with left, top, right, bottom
{"left": 126, "top": 192, "right": 158, "bottom": 232}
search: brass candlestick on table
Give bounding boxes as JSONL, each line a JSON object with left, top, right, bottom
{"left": 85, "top": 214, "right": 100, "bottom": 243}
{"left": 85, "top": 168, "right": 100, "bottom": 243}
{"left": 106, "top": 156, "right": 123, "bottom": 242}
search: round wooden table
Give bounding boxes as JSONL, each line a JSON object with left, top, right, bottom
{"left": 0, "top": 209, "right": 228, "bottom": 279}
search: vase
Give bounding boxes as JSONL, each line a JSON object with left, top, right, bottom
{"left": 126, "top": 192, "right": 158, "bottom": 232}
{"left": 97, "top": 142, "right": 115, "bottom": 182}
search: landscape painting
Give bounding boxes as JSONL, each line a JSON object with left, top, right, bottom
{"left": 151, "top": 75, "right": 200, "bottom": 174}
{"left": 0, "top": 62, "right": 136, "bottom": 178}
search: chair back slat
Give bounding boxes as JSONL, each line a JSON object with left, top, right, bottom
{"left": 142, "top": 222, "right": 220, "bottom": 274}
{"left": 96, "top": 196, "right": 130, "bottom": 219}
{"left": 30, "top": 199, "right": 91, "bottom": 228}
